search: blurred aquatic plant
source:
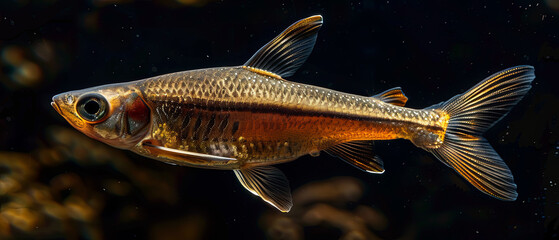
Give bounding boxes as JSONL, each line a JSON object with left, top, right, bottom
{"left": 547, "top": 0, "right": 559, "bottom": 13}
{"left": 0, "top": 126, "right": 181, "bottom": 239}
{"left": 260, "top": 177, "right": 391, "bottom": 240}
{"left": 44, "top": 126, "right": 178, "bottom": 204}
{"left": 0, "top": 152, "right": 104, "bottom": 239}
{"left": 173, "top": 0, "right": 215, "bottom": 7}
{"left": 0, "top": 40, "right": 68, "bottom": 90}
{"left": 1, "top": 46, "right": 43, "bottom": 88}
{"left": 148, "top": 213, "right": 208, "bottom": 240}
{"left": 89, "top": 0, "right": 215, "bottom": 7}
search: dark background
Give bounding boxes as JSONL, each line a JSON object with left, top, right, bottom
{"left": 1, "top": 0, "right": 558, "bottom": 239}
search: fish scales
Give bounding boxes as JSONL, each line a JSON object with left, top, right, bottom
{"left": 137, "top": 67, "right": 446, "bottom": 165}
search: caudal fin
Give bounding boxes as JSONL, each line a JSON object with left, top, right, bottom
{"left": 429, "top": 65, "right": 535, "bottom": 200}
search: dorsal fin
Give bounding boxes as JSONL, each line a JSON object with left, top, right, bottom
{"left": 372, "top": 87, "right": 408, "bottom": 107}
{"left": 325, "top": 141, "right": 384, "bottom": 174}
{"left": 243, "top": 15, "right": 323, "bottom": 79}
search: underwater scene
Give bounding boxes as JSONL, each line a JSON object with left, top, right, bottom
{"left": 1, "top": 0, "right": 558, "bottom": 239}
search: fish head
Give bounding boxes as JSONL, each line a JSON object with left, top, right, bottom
{"left": 51, "top": 83, "right": 151, "bottom": 149}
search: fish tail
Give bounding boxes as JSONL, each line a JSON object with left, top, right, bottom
{"left": 427, "top": 65, "right": 535, "bottom": 200}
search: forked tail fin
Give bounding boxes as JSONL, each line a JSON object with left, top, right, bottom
{"left": 429, "top": 66, "right": 535, "bottom": 200}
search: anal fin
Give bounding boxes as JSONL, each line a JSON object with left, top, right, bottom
{"left": 234, "top": 166, "right": 293, "bottom": 212}
{"left": 372, "top": 87, "right": 408, "bottom": 107}
{"left": 325, "top": 141, "right": 384, "bottom": 174}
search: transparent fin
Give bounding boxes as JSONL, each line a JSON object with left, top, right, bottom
{"left": 234, "top": 166, "right": 293, "bottom": 212}
{"left": 430, "top": 65, "right": 535, "bottom": 200}
{"left": 439, "top": 65, "right": 535, "bottom": 135}
{"left": 372, "top": 87, "right": 408, "bottom": 107}
{"left": 243, "top": 15, "right": 323, "bottom": 78}
{"left": 142, "top": 142, "right": 237, "bottom": 166}
{"left": 325, "top": 141, "right": 384, "bottom": 174}
{"left": 427, "top": 136, "right": 518, "bottom": 200}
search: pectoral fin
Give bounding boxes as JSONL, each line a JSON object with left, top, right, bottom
{"left": 234, "top": 166, "right": 293, "bottom": 212}
{"left": 243, "top": 15, "right": 323, "bottom": 79}
{"left": 325, "top": 141, "right": 384, "bottom": 174}
{"left": 372, "top": 87, "right": 408, "bottom": 107}
{"left": 142, "top": 142, "right": 237, "bottom": 168}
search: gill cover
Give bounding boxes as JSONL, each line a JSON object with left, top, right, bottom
{"left": 99, "top": 91, "right": 151, "bottom": 141}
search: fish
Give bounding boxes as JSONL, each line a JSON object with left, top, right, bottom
{"left": 51, "top": 15, "right": 535, "bottom": 212}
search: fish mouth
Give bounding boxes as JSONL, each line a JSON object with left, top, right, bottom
{"left": 51, "top": 95, "right": 85, "bottom": 129}
{"left": 51, "top": 99, "right": 61, "bottom": 114}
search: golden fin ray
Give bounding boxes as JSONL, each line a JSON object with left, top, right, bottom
{"left": 372, "top": 87, "right": 408, "bottom": 107}
{"left": 243, "top": 15, "right": 323, "bottom": 79}
{"left": 142, "top": 142, "right": 237, "bottom": 166}
{"left": 325, "top": 140, "right": 384, "bottom": 174}
{"left": 234, "top": 166, "right": 293, "bottom": 212}
{"left": 427, "top": 65, "right": 535, "bottom": 200}
{"left": 428, "top": 136, "right": 517, "bottom": 200}
{"left": 437, "top": 65, "right": 534, "bottom": 135}
{"left": 241, "top": 66, "right": 283, "bottom": 79}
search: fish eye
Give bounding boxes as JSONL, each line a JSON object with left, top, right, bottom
{"left": 76, "top": 94, "right": 108, "bottom": 122}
